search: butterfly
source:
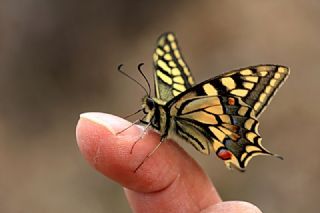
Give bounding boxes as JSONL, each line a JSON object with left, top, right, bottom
{"left": 120, "top": 32, "right": 289, "bottom": 171}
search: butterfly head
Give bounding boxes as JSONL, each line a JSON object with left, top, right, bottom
{"left": 140, "top": 96, "right": 157, "bottom": 127}
{"left": 142, "top": 96, "right": 156, "bottom": 114}
{"left": 140, "top": 96, "right": 166, "bottom": 131}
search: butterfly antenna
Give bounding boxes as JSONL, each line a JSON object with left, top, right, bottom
{"left": 137, "top": 63, "right": 151, "bottom": 96}
{"left": 117, "top": 64, "right": 149, "bottom": 96}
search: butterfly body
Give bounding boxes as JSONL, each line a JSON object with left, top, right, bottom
{"left": 138, "top": 32, "right": 289, "bottom": 170}
{"left": 141, "top": 96, "right": 168, "bottom": 140}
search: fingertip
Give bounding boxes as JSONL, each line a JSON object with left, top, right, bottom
{"left": 201, "top": 201, "right": 263, "bottom": 213}
{"left": 75, "top": 112, "right": 179, "bottom": 192}
{"left": 76, "top": 112, "right": 141, "bottom": 169}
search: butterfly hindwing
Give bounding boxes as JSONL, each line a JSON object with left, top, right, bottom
{"left": 153, "top": 32, "right": 195, "bottom": 102}
{"left": 171, "top": 94, "right": 273, "bottom": 169}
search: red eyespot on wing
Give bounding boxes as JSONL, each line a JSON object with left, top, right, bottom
{"left": 217, "top": 148, "right": 232, "bottom": 160}
{"left": 228, "top": 97, "right": 235, "bottom": 105}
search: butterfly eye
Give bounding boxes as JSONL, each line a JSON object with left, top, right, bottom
{"left": 146, "top": 98, "right": 155, "bottom": 109}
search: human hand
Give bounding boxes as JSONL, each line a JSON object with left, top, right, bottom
{"left": 76, "top": 112, "right": 262, "bottom": 213}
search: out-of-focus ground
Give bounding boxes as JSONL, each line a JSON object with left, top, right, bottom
{"left": 0, "top": 0, "right": 319, "bottom": 212}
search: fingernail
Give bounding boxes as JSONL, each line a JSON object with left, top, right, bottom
{"left": 80, "top": 112, "right": 118, "bottom": 134}
{"left": 79, "top": 112, "right": 142, "bottom": 136}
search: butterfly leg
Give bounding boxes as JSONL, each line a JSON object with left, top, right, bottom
{"left": 116, "top": 119, "right": 142, "bottom": 135}
{"left": 133, "top": 141, "right": 163, "bottom": 173}
{"left": 160, "top": 134, "right": 167, "bottom": 142}
{"left": 130, "top": 121, "right": 152, "bottom": 154}
{"left": 133, "top": 133, "right": 168, "bottom": 173}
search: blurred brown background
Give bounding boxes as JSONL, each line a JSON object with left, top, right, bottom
{"left": 0, "top": 0, "right": 319, "bottom": 212}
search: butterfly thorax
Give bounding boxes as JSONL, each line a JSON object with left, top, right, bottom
{"left": 141, "top": 96, "right": 169, "bottom": 137}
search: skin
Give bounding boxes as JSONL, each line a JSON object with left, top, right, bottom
{"left": 76, "top": 112, "right": 263, "bottom": 213}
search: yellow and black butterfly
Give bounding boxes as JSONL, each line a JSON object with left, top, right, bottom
{"left": 119, "top": 32, "right": 289, "bottom": 171}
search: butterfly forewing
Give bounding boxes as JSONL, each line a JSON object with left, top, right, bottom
{"left": 153, "top": 32, "right": 195, "bottom": 102}
{"left": 209, "top": 65, "right": 289, "bottom": 117}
